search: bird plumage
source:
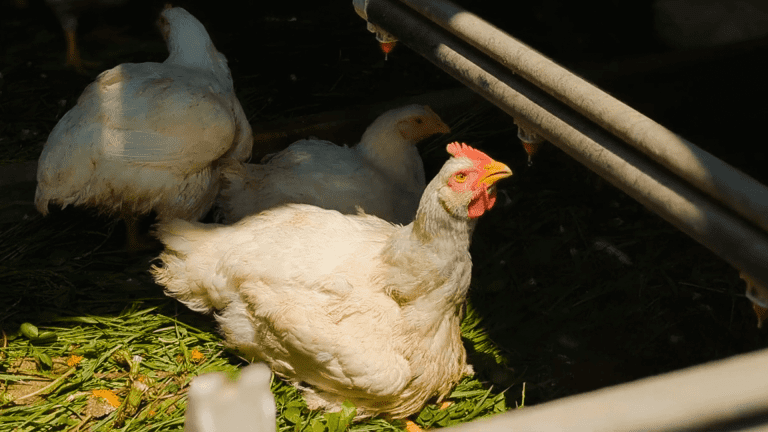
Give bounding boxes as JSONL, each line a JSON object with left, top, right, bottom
{"left": 35, "top": 7, "right": 252, "bottom": 242}
{"left": 217, "top": 105, "right": 449, "bottom": 224}
{"left": 152, "top": 143, "right": 511, "bottom": 418}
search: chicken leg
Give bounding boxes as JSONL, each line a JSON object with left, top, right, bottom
{"left": 122, "top": 212, "right": 159, "bottom": 251}
{"left": 65, "top": 28, "right": 99, "bottom": 74}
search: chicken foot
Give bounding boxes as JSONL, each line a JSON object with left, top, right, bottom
{"left": 404, "top": 402, "right": 452, "bottom": 432}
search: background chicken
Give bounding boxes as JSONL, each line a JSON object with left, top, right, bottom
{"left": 152, "top": 143, "right": 512, "bottom": 418}
{"left": 35, "top": 6, "right": 253, "bottom": 249}
{"left": 45, "top": 0, "right": 129, "bottom": 73}
{"left": 217, "top": 104, "right": 449, "bottom": 224}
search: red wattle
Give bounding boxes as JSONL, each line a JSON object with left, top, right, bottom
{"left": 468, "top": 187, "right": 496, "bottom": 219}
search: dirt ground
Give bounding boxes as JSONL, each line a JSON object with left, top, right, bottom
{"left": 2, "top": 0, "right": 768, "bottom": 411}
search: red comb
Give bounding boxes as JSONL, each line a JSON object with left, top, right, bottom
{"left": 446, "top": 142, "right": 492, "bottom": 161}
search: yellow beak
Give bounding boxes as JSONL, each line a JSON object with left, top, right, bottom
{"left": 480, "top": 160, "right": 513, "bottom": 187}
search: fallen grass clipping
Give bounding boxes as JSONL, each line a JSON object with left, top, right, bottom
{"left": 0, "top": 300, "right": 509, "bottom": 431}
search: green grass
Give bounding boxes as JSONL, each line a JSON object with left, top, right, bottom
{"left": 1, "top": 306, "right": 230, "bottom": 431}
{"left": 0, "top": 278, "right": 509, "bottom": 432}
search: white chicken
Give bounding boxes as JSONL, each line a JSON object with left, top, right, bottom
{"left": 35, "top": 6, "right": 253, "bottom": 249}
{"left": 218, "top": 104, "right": 449, "bottom": 225}
{"left": 152, "top": 142, "right": 512, "bottom": 418}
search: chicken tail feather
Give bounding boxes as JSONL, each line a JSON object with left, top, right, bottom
{"left": 151, "top": 219, "right": 231, "bottom": 313}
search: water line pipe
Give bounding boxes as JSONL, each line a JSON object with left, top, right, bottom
{"left": 357, "top": 0, "right": 768, "bottom": 306}
{"left": 398, "top": 0, "right": 768, "bottom": 237}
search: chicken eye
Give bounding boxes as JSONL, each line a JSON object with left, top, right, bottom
{"left": 454, "top": 173, "right": 467, "bottom": 183}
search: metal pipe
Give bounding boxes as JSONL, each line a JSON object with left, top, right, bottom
{"left": 396, "top": 0, "right": 768, "bottom": 237}
{"left": 446, "top": 348, "right": 768, "bottom": 432}
{"left": 364, "top": 0, "right": 768, "bottom": 304}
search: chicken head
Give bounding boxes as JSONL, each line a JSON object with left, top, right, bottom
{"left": 436, "top": 142, "right": 512, "bottom": 219}
{"left": 395, "top": 106, "right": 451, "bottom": 141}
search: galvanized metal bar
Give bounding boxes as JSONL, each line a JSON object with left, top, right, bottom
{"left": 447, "top": 348, "right": 768, "bottom": 432}
{"left": 396, "top": 0, "right": 768, "bottom": 237}
{"left": 364, "top": 0, "right": 768, "bottom": 304}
